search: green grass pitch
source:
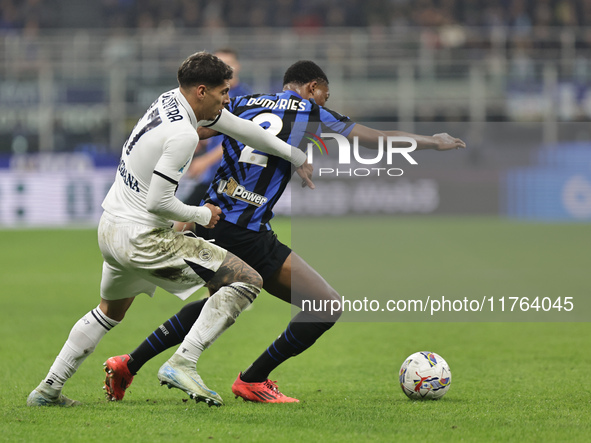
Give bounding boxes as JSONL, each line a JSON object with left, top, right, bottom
{"left": 0, "top": 217, "right": 589, "bottom": 442}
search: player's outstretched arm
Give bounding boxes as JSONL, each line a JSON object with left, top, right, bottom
{"left": 384, "top": 131, "right": 466, "bottom": 151}
{"left": 208, "top": 110, "right": 308, "bottom": 167}
{"left": 431, "top": 133, "right": 467, "bottom": 151}
{"left": 348, "top": 124, "right": 466, "bottom": 151}
{"left": 200, "top": 111, "right": 314, "bottom": 189}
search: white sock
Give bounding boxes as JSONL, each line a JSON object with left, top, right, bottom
{"left": 38, "top": 305, "right": 119, "bottom": 396}
{"left": 175, "top": 283, "right": 259, "bottom": 364}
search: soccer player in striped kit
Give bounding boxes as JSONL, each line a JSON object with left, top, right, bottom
{"left": 104, "top": 60, "right": 465, "bottom": 403}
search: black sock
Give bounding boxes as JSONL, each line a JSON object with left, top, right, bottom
{"left": 127, "top": 298, "right": 207, "bottom": 375}
{"left": 240, "top": 311, "right": 335, "bottom": 383}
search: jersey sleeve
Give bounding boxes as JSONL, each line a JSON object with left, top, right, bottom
{"left": 209, "top": 109, "right": 306, "bottom": 166}
{"left": 145, "top": 130, "right": 212, "bottom": 225}
{"left": 226, "top": 96, "right": 239, "bottom": 113}
{"left": 200, "top": 96, "right": 240, "bottom": 128}
{"left": 319, "top": 106, "right": 356, "bottom": 137}
{"left": 154, "top": 130, "right": 198, "bottom": 183}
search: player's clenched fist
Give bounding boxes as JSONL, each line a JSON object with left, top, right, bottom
{"left": 204, "top": 203, "right": 221, "bottom": 228}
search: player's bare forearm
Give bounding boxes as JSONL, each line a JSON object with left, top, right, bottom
{"left": 348, "top": 125, "right": 466, "bottom": 151}
{"left": 381, "top": 131, "right": 466, "bottom": 151}
{"left": 382, "top": 131, "right": 438, "bottom": 150}
{"left": 197, "top": 127, "right": 220, "bottom": 140}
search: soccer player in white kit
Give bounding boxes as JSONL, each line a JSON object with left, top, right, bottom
{"left": 27, "top": 52, "right": 313, "bottom": 408}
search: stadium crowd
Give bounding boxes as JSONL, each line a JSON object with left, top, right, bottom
{"left": 0, "top": 0, "right": 589, "bottom": 32}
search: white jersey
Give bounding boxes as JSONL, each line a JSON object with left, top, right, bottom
{"left": 102, "top": 87, "right": 306, "bottom": 228}
{"left": 102, "top": 88, "right": 209, "bottom": 227}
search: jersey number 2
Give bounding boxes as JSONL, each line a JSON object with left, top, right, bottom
{"left": 239, "top": 112, "right": 283, "bottom": 167}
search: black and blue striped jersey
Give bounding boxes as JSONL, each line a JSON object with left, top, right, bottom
{"left": 202, "top": 90, "right": 355, "bottom": 231}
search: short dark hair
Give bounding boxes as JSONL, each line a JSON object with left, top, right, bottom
{"left": 283, "top": 60, "right": 329, "bottom": 86}
{"left": 177, "top": 51, "right": 234, "bottom": 89}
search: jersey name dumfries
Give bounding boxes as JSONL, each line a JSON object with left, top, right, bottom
{"left": 246, "top": 97, "right": 306, "bottom": 112}
{"left": 308, "top": 134, "right": 418, "bottom": 165}
{"left": 117, "top": 158, "right": 140, "bottom": 192}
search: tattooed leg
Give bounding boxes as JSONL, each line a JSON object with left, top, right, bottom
{"left": 206, "top": 252, "right": 262, "bottom": 293}
{"left": 122, "top": 255, "right": 262, "bottom": 380}
{"left": 172, "top": 252, "right": 261, "bottom": 363}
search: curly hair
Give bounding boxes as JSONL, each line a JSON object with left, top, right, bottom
{"left": 282, "top": 60, "right": 329, "bottom": 86}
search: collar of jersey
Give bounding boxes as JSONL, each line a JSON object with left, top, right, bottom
{"left": 174, "top": 88, "right": 198, "bottom": 128}
{"left": 283, "top": 90, "right": 303, "bottom": 100}
{"left": 283, "top": 89, "right": 316, "bottom": 105}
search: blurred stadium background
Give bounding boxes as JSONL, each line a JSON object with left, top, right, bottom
{"left": 1, "top": 0, "right": 591, "bottom": 226}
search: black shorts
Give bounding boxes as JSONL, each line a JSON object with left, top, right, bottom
{"left": 193, "top": 220, "right": 291, "bottom": 281}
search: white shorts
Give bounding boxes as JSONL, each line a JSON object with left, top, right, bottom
{"left": 98, "top": 212, "right": 227, "bottom": 301}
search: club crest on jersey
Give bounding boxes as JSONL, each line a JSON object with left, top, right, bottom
{"left": 217, "top": 177, "right": 268, "bottom": 207}
{"left": 199, "top": 249, "right": 212, "bottom": 261}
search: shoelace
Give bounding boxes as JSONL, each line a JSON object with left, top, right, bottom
{"left": 263, "top": 380, "right": 283, "bottom": 396}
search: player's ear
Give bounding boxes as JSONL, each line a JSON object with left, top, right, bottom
{"left": 308, "top": 81, "right": 318, "bottom": 95}
{"left": 195, "top": 84, "right": 207, "bottom": 100}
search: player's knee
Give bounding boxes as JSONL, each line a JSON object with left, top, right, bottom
{"left": 253, "top": 273, "right": 263, "bottom": 290}
{"left": 328, "top": 290, "right": 343, "bottom": 321}
{"left": 238, "top": 268, "right": 262, "bottom": 290}
{"left": 310, "top": 288, "right": 342, "bottom": 322}
{"left": 209, "top": 252, "right": 262, "bottom": 291}
{"left": 99, "top": 298, "right": 132, "bottom": 322}
{"left": 207, "top": 267, "right": 262, "bottom": 295}
{"left": 229, "top": 281, "right": 261, "bottom": 306}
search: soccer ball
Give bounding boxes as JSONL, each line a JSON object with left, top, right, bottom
{"left": 399, "top": 351, "right": 451, "bottom": 400}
